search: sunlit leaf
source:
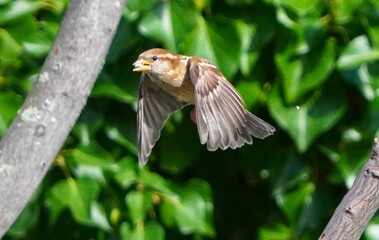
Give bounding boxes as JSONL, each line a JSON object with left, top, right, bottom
{"left": 258, "top": 223, "right": 292, "bottom": 240}
{"left": 183, "top": 16, "right": 242, "bottom": 77}
{"left": 0, "top": 28, "right": 22, "bottom": 66}
{"left": 51, "top": 178, "right": 101, "bottom": 224}
{"left": 114, "top": 157, "right": 138, "bottom": 189}
{"left": 138, "top": 1, "right": 197, "bottom": 51}
{"left": 144, "top": 221, "right": 165, "bottom": 240}
{"left": 63, "top": 145, "right": 117, "bottom": 171}
{"left": 92, "top": 81, "right": 136, "bottom": 104}
{"left": 125, "top": 190, "right": 154, "bottom": 224}
{"left": 139, "top": 170, "right": 179, "bottom": 198}
{"left": 90, "top": 202, "right": 111, "bottom": 231}
{"left": 337, "top": 36, "right": 379, "bottom": 70}
{"left": 0, "top": 0, "right": 40, "bottom": 24}
{"left": 275, "top": 0, "right": 320, "bottom": 15}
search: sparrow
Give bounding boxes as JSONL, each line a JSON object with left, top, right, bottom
{"left": 133, "top": 48, "right": 275, "bottom": 166}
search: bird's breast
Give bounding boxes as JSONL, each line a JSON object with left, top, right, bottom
{"left": 159, "top": 75, "right": 195, "bottom": 103}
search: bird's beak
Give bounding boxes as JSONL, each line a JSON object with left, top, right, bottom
{"left": 133, "top": 59, "right": 151, "bottom": 72}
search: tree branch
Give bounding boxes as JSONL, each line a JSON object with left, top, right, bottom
{"left": 0, "top": 0, "right": 125, "bottom": 237}
{"left": 319, "top": 138, "right": 379, "bottom": 240}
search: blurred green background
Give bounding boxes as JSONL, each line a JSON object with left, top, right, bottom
{"left": 1, "top": 0, "right": 379, "bottom": 239}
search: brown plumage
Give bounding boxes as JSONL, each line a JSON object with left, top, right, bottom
{"left": 133, "top": 48, "right": 275, "bottom": 166}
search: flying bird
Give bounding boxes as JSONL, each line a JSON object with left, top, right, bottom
{"left": 133, "top": 48, "right": 275, "bottom": 166}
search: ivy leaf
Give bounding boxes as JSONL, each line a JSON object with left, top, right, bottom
{"left": 0, "top": 0, "right": 40, "bottom": 24}
{"left": 138, "top": 1, "right": 197, "bottom": 51}
{"left": 159, "top": 179, "right": 215, "bottom": 237}
{"left": 268, "top": 83, "right": 347, "bottom": 152}
{"left": 125, "top": 190, "right": 154, "bottom": 224}
{"left": 183, "top": 16, "right": 242, "bottom": 77}
{"left": 144, "top": 221, "right": 165, "bottom": 240}
{"left": 258, "top": 223, "right": 292, "bottom": 240}
{"left": 337, "top": 36, "right": 379, "bottom": 100}
{"left": 337, "top": 35, "right": 379, "bottom": 70}
{"left": 50, "top": 178, "right": 101, "bottom": 224}
{"left": 0, "top": 28, "right": 22, "bottom": 66}
{"left": 275, "top": 20, "right": 335, "bottom": 104}
{"left": 0, "top": 92, "right": 22, "bottom": 136}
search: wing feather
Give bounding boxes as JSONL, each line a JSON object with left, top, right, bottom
{"left": 137, "top": 74, "right": 184, "bottom": 166}
{"left": 189, "top": 57, "right": 275, "bottom": 151}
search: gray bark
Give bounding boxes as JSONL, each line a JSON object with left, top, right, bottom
{"left": 0, "top": 0, "right": 125, "bottom": 237}
{"left": 319, "top": 138, "right": 379, "bottom": 240}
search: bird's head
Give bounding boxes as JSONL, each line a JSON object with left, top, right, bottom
{"left": 133, "top": 48, "right": 184, "bottom": 80}
{"left": 133, "top": 48, "right": 172, "bottom": 74}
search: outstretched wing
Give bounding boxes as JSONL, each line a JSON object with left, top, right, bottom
{"left": 188, "top": 57, "right": 275, "bottom": 151}
{"left": 137, "top": 74, "right": 185, "bottom": 166}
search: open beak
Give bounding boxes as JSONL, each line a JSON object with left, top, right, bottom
{"left": 133, "top": 59, "right": 151, "bottom": 72}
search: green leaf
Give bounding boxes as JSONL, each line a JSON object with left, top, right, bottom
{"left": 337, "top": 35, "right": 379, "bottom": 70}
{"left": 235, "top": 21, "right": 259, "bottom": 76}
{"left": 45, "top": 190, "right": 66, "bottom": 224}
{"left": 51, "top": 178, "right": 101, "bottom": 224}
{"left": 276, "top": 32, "right": 335, "bottom": 103}
{"left": 0, "top": 0, "right": 40, "bottom": 24}
{"left": 90, "top": 202, "right": 111, "bottom": 231}
{"left": 277, "top": 182, "right": 315, "bottom": 224}
{"left": 126, "top": 0, "right": 155, "bottom": 12}
{"left": 158, "top": 117, "right": 200, "bottom": 174}
{"left": 276, "top": 0, "right": 320, "bottom": 15}
{"left": 139, "top": 170, "right": 179, "bottom": 198}
{"left": 138, "top": 1, "right": 197, "bottom": 51}
{"left": 105, "top": 125, "right": 138, "bottom": 155}
{"left": 183, "top": 16, "right": 242, "bottom": 77}
{"left": 158, "top": 179, "right": 214, "bottom": 236}
{"left": 365, "top": 218, "right": 379, "bottom": 240}
{"left": 125, "top": 190, "right": 154, "bottom": 224}
{"left": 92, "top": 80, "right": 136, "bottom": 104}
{"left": 258, "top": 223, "right": 292, "bottom": 240}
{"left": 120, "top": 222, "right": 135, "bottom": 240}
{"left": 64, "top": 145, "right": 117, "bottom": 171}
{"left": 144, "top": 221, "right": 165, "bottom": 240}
{"left": 119, "top": 221, "right": 165, "bottom": 240}
{"left": 7, "top": 204, "right": 39, "bottom": 236}
{"left": 114, "top": 157, "right": 138, "bottom": 189}
{"left": 268, "top": 83, "right": 347, "bottom": 152}
{"left": 0, "top": 91, "right": 22, "bottom": 136}
{"left": 174, "top": 190, "right": 214, "bottom": 236}
{"left": 159, "top": 198, "right": 176, "bottom": 227}
{"left": 328, "top": 0, "right": 366, "bottom": 24}
{"left": 0, "top": 28, "right": 22, "bottom": 66}
{"left": 339, "top": 63, "right": 379, "bottom": 101}
{"left": 236, "top": 80, "right": 262, "bottom": 109}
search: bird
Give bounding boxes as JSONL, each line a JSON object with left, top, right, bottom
{"left": 133, "top": 48, "right": 275, "bottom": 166}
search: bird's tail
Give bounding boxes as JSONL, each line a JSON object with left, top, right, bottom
{"left": 245, "top": 110, "right": 276, "bottom": 139}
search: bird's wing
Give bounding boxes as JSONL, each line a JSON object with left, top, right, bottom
{"left": 137, "top": 73, "right": 185, "bottom": 166}
{"left": 188, "top": 57, "right": 275, "bottom": 151}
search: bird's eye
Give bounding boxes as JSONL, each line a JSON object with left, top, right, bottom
{"left": 152, "top": 55, "right": 158, "bottom": 61}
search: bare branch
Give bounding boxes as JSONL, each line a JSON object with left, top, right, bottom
{"left": 319, "top": 138, "right": 379, "bottom": 240}
{"left": 0, "top": 0, "right": 125, "bottom": 237}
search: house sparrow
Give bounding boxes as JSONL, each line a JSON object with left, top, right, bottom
{"left": 133, "top": 48, "right": 275, "bottom": 166}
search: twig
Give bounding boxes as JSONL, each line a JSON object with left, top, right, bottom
{"left": 0, "top": 0, "right": 125, "bottom": 237}
{"left": 319, "top": 138, "right": 379, "bottom": 240}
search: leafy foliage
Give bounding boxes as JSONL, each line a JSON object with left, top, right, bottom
{"left": 1, "top": 0, "right": 379, "bottom": 239}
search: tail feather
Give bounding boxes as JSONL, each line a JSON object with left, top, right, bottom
{"left": 245, "top": 110, "right": 276, "bottom": 139}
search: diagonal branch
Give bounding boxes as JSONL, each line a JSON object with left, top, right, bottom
{"left": 319, "top": 138, "right": 379, "bottom": 240}
{"left": 0, "top": 0, "right": 125, "bottom": 237}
